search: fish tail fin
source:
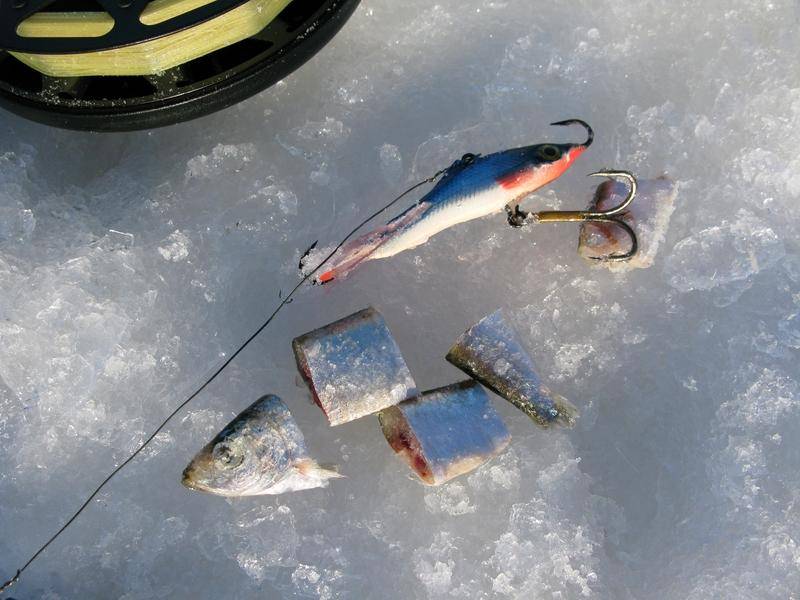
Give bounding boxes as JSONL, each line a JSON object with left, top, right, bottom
{"left": 316, "top": 463, "right": 346, "bottom": 479}
{"left": 314, "top": 254, "right": 372, "bottom": 285}
{"left": 313, "top": 202, "right": 430, "bottom": 284}
{"left": 541, "top": 388, "right": 579, "bottom": 428}
{"left": 297, "top": 459, "right": 346, "bottom": 481}
{"left": 312, "top": 227, "right": 391, "bottom": 284}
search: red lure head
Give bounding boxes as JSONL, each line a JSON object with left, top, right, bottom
{"left": 496, "top": 119, "right": 593, "bottom": 193}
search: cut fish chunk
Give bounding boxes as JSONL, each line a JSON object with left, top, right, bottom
{"left": 293, "top": 307, "right": 418, "bottom": 426}
{"left": 379, "top": 380, "right": 511, "bottom": 485}
{"left": 447, "top": 310, "right": 577, "bottom": 428}
{"left": 579, "top": 176, "right": 677, "bottom": 270}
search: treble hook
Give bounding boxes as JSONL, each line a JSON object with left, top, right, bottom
{"left": 529, "top": 170, "right": 638, "bottom": 262}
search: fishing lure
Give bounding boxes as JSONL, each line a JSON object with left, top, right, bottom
{"left": 313, "top": 120, "right": 638, "bottom": 284}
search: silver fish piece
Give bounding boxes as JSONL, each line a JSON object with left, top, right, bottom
{"left": 293, "top": 307, "right": 418, "bottom": 426}
{"left": 314, "top": 120, "right": 592, "bottom": 284}
{"left": 446, "top": 310, "right": 577, "bottom": 428}
{"left": 378, "top": 380, "right": 510, "bottom": 486}
{"left": 182, "top": 395, "right": 342, "bottom": 496}
{"left": 579, "top": 176, "right": 677, "bottom": 271}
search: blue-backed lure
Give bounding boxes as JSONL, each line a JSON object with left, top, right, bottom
{"left": 314, "top": 120, "right": 636, "bottom": 284}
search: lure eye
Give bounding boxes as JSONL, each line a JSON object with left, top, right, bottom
{"left": 538, "top": 145, "right": 562, "bottom": 161}
{"left": 214, "top": 443, "right": 243, "bottom": 468}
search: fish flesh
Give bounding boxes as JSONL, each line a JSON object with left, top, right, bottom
{"left": 579, "top": 176, "right": 677, "bottom": 270}
{"left": 446, "top": 310, "right": 577, "bottom": 428}
{"left": 315, "top": 120, "right": 592, "bottom": 283}
{"left": 182, "top": 395, "right": 342, "bottom": 496}
{"left": 378, "top": 380, "right": 511, "bottom": 485}
{"left": 293, "top": 307, "right": 417, "bottom": 426}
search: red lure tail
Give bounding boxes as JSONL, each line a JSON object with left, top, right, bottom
{"left": 314, "top": 202, "right": 429, "bottom": 284}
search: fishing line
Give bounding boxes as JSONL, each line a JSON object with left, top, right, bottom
{"left": 0, "top": 168, "right": 447, "bottom": 594}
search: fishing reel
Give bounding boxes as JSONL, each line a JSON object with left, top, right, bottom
{"left": 0, "top": 0, "right": 360, "bottom": 131}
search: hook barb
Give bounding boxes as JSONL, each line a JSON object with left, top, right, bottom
{"left": 586, "top": 170, "right": 637, "bottom": 218}
{"left": 531, "top": 169, "right": 638, "bottom": 262}
{"left": 583, "top": 215, "right": 639, "bottom": 262}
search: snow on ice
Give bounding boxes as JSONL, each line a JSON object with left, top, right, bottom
{"left": 0, "top": 0, "right": 798, "bottom": 598}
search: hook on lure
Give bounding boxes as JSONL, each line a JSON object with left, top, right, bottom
{"left": 520, "top": 170, "right": 639, "bottom": 262}
{"left": 550, "top": 118, "right": 594, "bottom": 147}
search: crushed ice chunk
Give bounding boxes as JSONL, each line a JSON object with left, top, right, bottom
{"left": 294, "top": 117, "right": 350, "bottom": 143}
{"left": 157, "top": 230, "right": 191, "bottom": 262}
{"left": 424, "top": 481, "right": 477, "bottom": 515}
{"left": 664, "top": 209, "right": 785, "bottom": 292}
{"left": 378, "top": 143, "right": 403, "bottom": 182}
{"left": 413, "top": 533, "right": 457, "bottom": 596}
{"left": 202, "top": 505, "right": 299, "bottom": 582}
{"left": 96, "top": 229, "right": 134, "bottom": 251}
{"left": 185, "top": 143, "right": 257, "bottom": 179}
{"left": 0, "top": 206, "right": 35, "bottom": 242}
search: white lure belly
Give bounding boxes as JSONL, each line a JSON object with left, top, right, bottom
{"left": 370, "top": 186, "right": 513, "bottom": 260}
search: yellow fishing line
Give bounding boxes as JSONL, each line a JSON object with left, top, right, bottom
{"left": 12, "top": 0, "right": 293, "bottom": 77}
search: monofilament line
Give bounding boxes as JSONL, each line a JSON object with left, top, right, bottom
{"left": 0, "top": 169, "right": 445, "bottom": 594}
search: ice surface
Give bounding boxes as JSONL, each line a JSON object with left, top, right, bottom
{"left": 1, "top": 0, "right": 799, "bottom": 598}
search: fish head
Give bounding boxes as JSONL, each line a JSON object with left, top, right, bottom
{"left": 181, "top": 394, "right": 342, "bottom": 497}
{"left": 182, "top": 397, "right": 290, "bottom": 496}
{"left": 494, "top": 141, "right": 587, "bottom": 194}
{"left": 181, "top": 433, "right": 277, "bottom": 496}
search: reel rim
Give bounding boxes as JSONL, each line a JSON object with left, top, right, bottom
{"left": 0, "top": 0, "right": 361, "bottom": 131}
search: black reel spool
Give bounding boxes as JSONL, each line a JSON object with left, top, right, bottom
{"left": 0, "top": 0, "right": 360, "bottom": 131}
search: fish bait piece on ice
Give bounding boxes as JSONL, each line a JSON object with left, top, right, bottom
{"left": 293, "top": 307, "right": 418, "bottom": 426}
{"left": 378, "top": 380, "right": 511, "bottom": 486}
{"left": 446, "top": 310, "right": 577, "bottom": 428}
{"left": 579, "top": 176, "right": 677, "bottom": 271}
{"left": 182, "top": 395, "right": 342, "bottom": 497}
{"left": 315, "top": 120, "right": 593, "bottom": 284}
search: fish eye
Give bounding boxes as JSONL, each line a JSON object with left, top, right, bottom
{"left": 538, "top": 145, "right": 562, "bottom": 161}
{"left": 214, "top": 443, "right": 243, "bottom": 468}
